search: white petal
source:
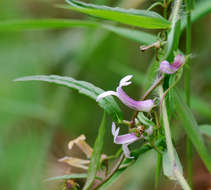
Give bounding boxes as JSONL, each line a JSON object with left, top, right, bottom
{"left": 112, "top": 122, "right": 116, "bottom": 136}
{"left": 119, "top": 75, "right": 133, "bottom": 87}
{"left": 96, "top": 91, "right": 118, "bottom": 101}
{"left": 145, "top": 126, "right": 153, "bottom": 135}
{"left": 122, "top": 144, "right": 134, "bottom": 159}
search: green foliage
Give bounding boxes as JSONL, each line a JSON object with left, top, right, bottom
{"left": 14, "top": 75, "right": 122, "bottom": 122}
{"left": 60, "top": 0, "right": 170, "bottom": 29}
{"left": 83, "top": 112, "right": 106, "bottom": 190}
{"left": 46, "top": 174, "right": 88, "bottom": 181}
{"left": 175, "top": 91, "right": 211, "bottom": 173}
{"left": 0, "top": 19, "right": 156, "bottom": 44}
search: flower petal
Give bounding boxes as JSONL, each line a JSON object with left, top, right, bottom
{"left": 117, "top": 87, "right": 155, "bottom": 112}
{"left": 96, "top": 91, "right": 118, "bottom": 101}
{"left": 145, "top": 125, "right": 153, "bottom": 135}
{"left": 160, "top": 55, "right": 185, "bottom": 74}
{"left": 119, "top": 75, "right": 133, "bottom": 87}
{"left": 112, "top": 122, "right": 120, "bottom": 138}
{"left": 122, "top": 143, "right": 133, "bottom": 158}
{"left": 114, "top": 133, "right": 139, "bottom": 144}
{"left": 159, "top": 60, "right": 175, "bottom": 74}
{"left": 172, "top": 54, "right": 185, "bottom": 69}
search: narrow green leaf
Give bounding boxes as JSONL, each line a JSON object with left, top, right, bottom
{"left": 0, "top": 19, "right": 156, "bottom": 45}
{"left": 14, "top": 75, "right": 122, "bottom": 122}
{"left": 45, "top": 174, "right": 88, "bottom": 181}
{"left": 0, "top": 19, "right": 98, "bottom": 30}
{"left": 199, "top": 125, "right": 211, "bottom": 137}
{"left": 162, "top": 148, "right": 183, "bottom": 180}
{"left": 59, "top": 0, "right": 170, "bottom": 29}
{"left": 83, "top": 112, "right": 106, "bottom": 190}
{"left": 137, "top": 112, "right": 156, "bottom": 127}
{"left": 102, "top": 24, "right": 157, "bottom": 44}
{"left": 45, "top": 174, "right": 102, "bottom": 182}
{"left": 175, "top": 91, "right": 211, "bottom": 173}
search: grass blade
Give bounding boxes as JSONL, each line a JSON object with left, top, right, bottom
{"left": 0, "top": 19, "right": 156, "bottom": 45}
{"left": 83, "top": 112, "right": 106, "bottom": 190}
{"left": 175, "top": 91, "right": 211, "bottom": 173}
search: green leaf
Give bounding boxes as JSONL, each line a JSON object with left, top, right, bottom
{"left": 14, "top": 75, "right": 122, "bottom": 122}
{"left": 181, "top": 0, "right": 211, "bottom": 31}
{"left": 102, "top": 24, "right": 157, "bottom": 45}
{"left": 199, "top": 125, "right": 211, "bottom": 137}
{"left": 83, "top": 112, "right": 106, "bottom": 190}
{"left": 45, "top": 174, "right": 102, "bottom": 182}
{"left": 45, "top": 174, "right": 88, "bottom": 181}
{"left": 175, "top": 91, "right": 211, "bottom": 173}
{"left": 0, "top": 19, "right": 156, "bottom": 45}
{"left": 162, "top": 147, "right": 183, "bottom": 180}
{"left": 59, "top": 0, "right": 170, "bottom": 29}
{"left": 137, "top": 112, "right": 156, "bottom": 127}
{"left": 0, "top": 19, "right": 98, "bottom": 30}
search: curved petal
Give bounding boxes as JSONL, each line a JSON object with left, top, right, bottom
{"left": 172, "top": 54, "right": 185, "bottom": 69}
{"left": 116, "top": 87, "right": 155, "bottom": 112}
{"left": 159, "top": 60, "right": 175, "bottom": 74}
{"left": 114, "top": 133, "right": 139, "bottom": 144}
{"left": 96, "top": 91, "right": 118, "bottom": 101}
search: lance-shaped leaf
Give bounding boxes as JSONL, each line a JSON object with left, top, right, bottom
{"left": 83, "top": 112, "right": 106, "bottom": 190}
{"left": 45, "top": 174, "right": 102, "bottom": 181}
{"left": 58, "top": 0, "right": 170, "bottom": 29}
{"left": 14, "top": 75, "right": 122, "bottom": 122}
{"left": 175, "top": 91, "right": 211, "bottom": 173}
{"left": 0, "top": 19, "right": 157, "bottom": 44}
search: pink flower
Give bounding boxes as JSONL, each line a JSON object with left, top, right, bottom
{"left": 112, "top": 123, "right": 153, "bottom": 158}
{"left": 160, "top": 54, "right": 185, "bottom": 74}
{"left": 97, "top": 75, "right": 155, "bottom": 112}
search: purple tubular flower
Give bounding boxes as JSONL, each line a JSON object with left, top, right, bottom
{"left": 160, "top": 54, "right": 185, "bottom": 74}
{"left": 112, "top": 122, "right": 141, "bottom": 158}
{"left": 111, "top": 123, "right": 154, "bottom": 158}
{"left": 96, "top": 75, "right": 155, "bottom": 112}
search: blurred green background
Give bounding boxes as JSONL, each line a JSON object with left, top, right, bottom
{"left": 0, "top": 0, "right": 211, "bottom": 189}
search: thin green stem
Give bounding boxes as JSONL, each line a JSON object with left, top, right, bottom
{"left": 155, "top": 152, "right": 162, "bottom": 189}
{"left": 184, "top": 0, "right": 193, "bottom": 188}
{"left": 158, "top": 86, "right": 191, "bottom": 190}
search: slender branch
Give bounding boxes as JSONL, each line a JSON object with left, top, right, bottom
{"left": 92, "top": 153, "right": 125, "bottom": 190}
{"left": 184, "top": 0, "right": 193, "bottom": 188}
